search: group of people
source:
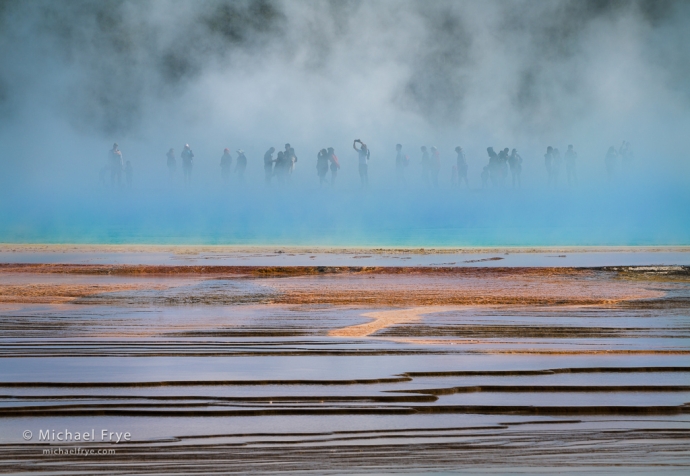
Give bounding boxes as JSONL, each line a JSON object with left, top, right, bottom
{"left": 543, "top": 145, "right": 577, "bottom": 187}
{"left": 104, "top": 140, "right": 633, "bottom": 190}
{"left": 316, "top": 147, "right": 340, "bottom": 186}
{"left": 605, "top": 141, "right": 634, "bottom": 182}
{"left": 481, "top": 147, "right": 524, "bottom": 189}
{"left": 104, "top": 143, "right": 134, "bottom": 188}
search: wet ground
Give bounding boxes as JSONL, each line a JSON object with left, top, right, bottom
{"left": 0, "top": 250, "right": 688, "bottom": 474}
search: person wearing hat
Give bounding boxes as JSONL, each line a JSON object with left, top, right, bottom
{"left": 235, "top": 149, "right": 247, "bottom": 183}
{"left": 181, "top": 144, "right": 194, "bottom": 185}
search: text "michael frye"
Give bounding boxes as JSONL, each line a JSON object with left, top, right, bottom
{"left": 35, "top": 430, "right": 131, "bottom": 443}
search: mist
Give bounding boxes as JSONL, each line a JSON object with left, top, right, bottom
{"left": 1, "top": 0, "right": 689, "bottom": 246}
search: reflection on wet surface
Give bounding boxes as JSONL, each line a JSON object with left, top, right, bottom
{"left": 0, "top": 259, "right": 688, "bottom": 473}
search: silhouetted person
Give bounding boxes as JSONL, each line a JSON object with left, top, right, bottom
{"left": 274, "top": 151, "right": 287, "bottom": 184}
{"left": 420, "top": 146, "right": 430, "bottom": 187}
{"left": 605, "top": 146, "right": 617, "bottom": 183}
{"left": 166, "top": 148, "right": 176, "bottom": 180}
{"left": 109, "top": 143, "right": 123, "bottom": 186}
{"left": 481, "top": 165, "right": 490, "bottom": 188}
{"left": 455, "top": 146, "right": 468, "bottom": 188}
{"left": 125, "top": 160, "right": 133, "bottom": 189}
{"left": 564, "top": 144, "right": 577, "bottom": 187}
{"left": 552, "top": 148, "right": 562, "bottom": 186}
{"left": 353, "top": 139, "right": 370, "bottom": 188}
{"left": 220, "top": 148, "right": 233, "bottom": 184}
{"left": 263, "top": 147, "right": 275, "bottom": 185}
{"left": 430, "top": 146, "right": 441, "bottom": 187}
{"left": 487, "top": 147, "right": 499, "bottom": 187}
{"left": 284, "top": 143, "right": 298, "bottom": 177}
{"left": 235, "top": 149, "right": 247, "bottom": 183}
{"left": 328, "top": 147, "right": 339, "bottom": 186}
{"left": 316, "top": 148, "right": 330, "bottom": 186}
{"left": 498, "top": 148, "right": 509, "bottom": 187}
{"left": 181, "top": 144, "right": 194, "bottom": 185}
{"left": 544, "top": 146, "right": 553, "bottom": 186}
{"left": 395, "top": 144, "right": 408, "bottom": 185}
{"left": 508, "top": 148, "right": 522, "bottom": 188}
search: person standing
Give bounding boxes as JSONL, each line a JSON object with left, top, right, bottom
{"left": 181, "top": 144, "right": 194, "bottom": 186}
{"left": 455, "top": 146, "right": 468, "bottom": 188}
{"left": 316, "top": 149, "right": 330, "bottom": 186}
{"left": 605, "top": 146, "right": 617, "bottom": 183}
{"left": 166, "top": 148, "right": 176, "bottom": 180}
{"left": 235, "top": 149, "right": 247, "bottom": 183}
{"left": 284, "top": 143, "right": 298, "bottom": 177}
{"left": 487, "top": 147, "right": 499, "bottom": 187}
{"left": 220, "top": 148, "right": 233, "bottom": 184}
{"left": 263, "top": 147, "right": 275, "bottom": 185}
{"left": 508, "top": 148, "right": 523, "bottom": 189}
{"left": 109, "top": 143, "right": 123, "bottom": 186}
{"left": 328, "top": 147, "right": 340, "bottom": 186}
{"left": 353, "top": 139, "right": 370, "bottom": 188}
{"left": 564, "top": 145, "right": 577, "bottom": 187}
{"left": 395, "top": 144, "right": 408, "bottom": 185}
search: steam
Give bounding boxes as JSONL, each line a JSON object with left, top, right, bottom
{"left": 0, "top": 0, "right": 688, "bottom": 246}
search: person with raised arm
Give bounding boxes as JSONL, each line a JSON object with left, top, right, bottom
{"left": 353, "top": 139, "right": 370, "bottom": 188}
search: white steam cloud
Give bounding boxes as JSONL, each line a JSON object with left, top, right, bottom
{"left": 0, "top": 0, "right": 689, "bottom": 245}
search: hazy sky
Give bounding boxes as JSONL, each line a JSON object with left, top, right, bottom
{"left": 1, "top": 0, "right": 689, "bottom": 245}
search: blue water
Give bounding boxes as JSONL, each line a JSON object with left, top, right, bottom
{"left": 1, "top": 182, "right": 688, "bottom": 246}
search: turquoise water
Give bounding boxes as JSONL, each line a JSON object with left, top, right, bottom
{"left": 1, "top": 183, "right": 688, "bottom": 246}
